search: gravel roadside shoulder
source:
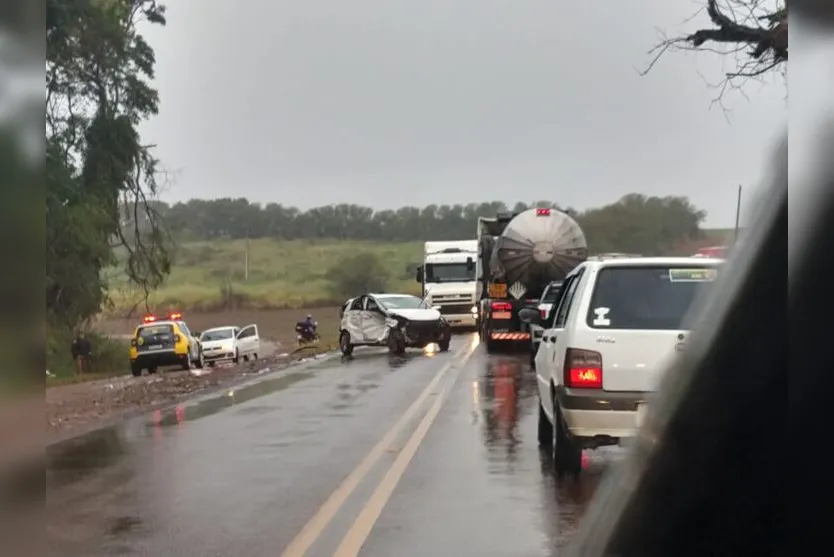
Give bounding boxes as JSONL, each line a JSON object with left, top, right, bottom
{"left": 45, "top": 341, "right": 335, "bottom": 442}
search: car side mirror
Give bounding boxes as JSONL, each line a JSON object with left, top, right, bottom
{"left": 518, "top": 307, "right": 541, "bottom": 325}
{"left": 465, "top": 257, "right": 474, "bottom": 271}
{"left": 415, "top": 264, "right": 423, "bottom": 282}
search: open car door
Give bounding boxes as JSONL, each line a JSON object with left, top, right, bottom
{"left": 237, "top": 324, "right": 260, "bottom": 357}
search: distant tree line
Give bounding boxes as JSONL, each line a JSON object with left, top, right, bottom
{"left": 137, "top": 194, "right": 708, "bottom": 255}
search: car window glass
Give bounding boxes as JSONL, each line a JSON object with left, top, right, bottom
{"left": 137, "top": 324, "right": 174, "bottom": 342}
{"left": 238, "top": 327, "right": 253, "bottom": 339}
{"left": 201, "top": 329, "right": 234, "bottom": 341}
{"left": 553, "top": 270, "right": 584, "bottom": 328}
{"left": 366, "top": 297, "right": 379, "bottom": 311}
{"left": 178, "top": 322, "right": 190, "bottom": 336}
{"left": 586, "top": 265, "right": 717, "bottom": 330}
{"left": 349, "top": 297, "right": 364, "bottom": 311}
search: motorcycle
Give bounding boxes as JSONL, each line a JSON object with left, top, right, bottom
{"left": 295, "top": 323, "right": 320, "bottom": 347}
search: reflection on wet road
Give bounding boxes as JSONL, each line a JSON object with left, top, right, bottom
{"left": 47, "top": 335, "right": 625, "bottom": 557}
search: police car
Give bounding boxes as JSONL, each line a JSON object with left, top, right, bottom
{"left": 128, "top": 312, "right": 204, "bottom": 376}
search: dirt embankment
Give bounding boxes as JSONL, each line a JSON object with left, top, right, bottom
{"left": 48, "top": 308, "right": 342, "bottom": 439}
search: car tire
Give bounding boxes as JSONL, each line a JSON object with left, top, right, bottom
{"left": 243, "top": 354, "right": 250, "bottom": 362}
{"left": 387, "top": 329, "right": 406, "bottom": 355}
{"left": 538, "top": 399, "right": 553, "bottom": 448}
{"left": 148, "top": 366, "right": 158, "bottom": 374}
{"left": 339, "top": 331, "right": 354, "bottom": 356}
{"left": 131, "top": 363, "right": 142, "bottom": 377}
{"left": 552, "top": 400, "right": 582, "bottom": 478}
{"left": 232, "top": 349, "right": 240, "bottom": 364}
{"left": 208, "top": 361, "right": 215, "bottom": 368}
{"left": 253, "top": 353, "right": 258, "bottom": 360}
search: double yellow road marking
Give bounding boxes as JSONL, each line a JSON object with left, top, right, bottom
{"left": 280, "top": 338, "right": 477, "bottom": 557}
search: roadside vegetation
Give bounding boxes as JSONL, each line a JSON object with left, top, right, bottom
{"left": 46, "top": 328, "right": 128, "bottom": 385}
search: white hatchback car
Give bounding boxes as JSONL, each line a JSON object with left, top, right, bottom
{"left": 522, "top": 256, "right": 722, "bottom": 476}
{"left": 199, "top": 324, "right": 261, "bottom": 365}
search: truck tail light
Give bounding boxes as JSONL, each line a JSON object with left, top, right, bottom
{"left": 490, "top": 301, "right": 512, "bottom": 311}
{"left": 564, "top": 348, "right": 603, "bottom": 389}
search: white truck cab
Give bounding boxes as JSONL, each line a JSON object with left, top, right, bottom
{"left": 416, "top": 240, "right": 478, "bottom": 328}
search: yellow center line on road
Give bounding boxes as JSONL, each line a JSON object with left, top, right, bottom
{"left": 279, "top": 337, "right": 478, "bottom": 557}
{"left": 332, "top": 379, "right": 455, "bottom": 557}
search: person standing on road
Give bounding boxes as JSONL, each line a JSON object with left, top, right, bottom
{"left": 70, "top": 332, "right": 92, "bottom": 375}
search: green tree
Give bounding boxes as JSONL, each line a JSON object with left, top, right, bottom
{"left": 46, "top": 0, "right": 171, "bottom": 326}
{"left": 326, "top": 253, "right": 390, "bottom": 300}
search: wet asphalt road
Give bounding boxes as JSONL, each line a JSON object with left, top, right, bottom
{"left": 46, "top": 334, "right": 625, "bottom": 557}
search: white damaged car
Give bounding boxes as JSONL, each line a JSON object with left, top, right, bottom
{"left": 198, "top": 324, "right": 261, "bottom": 365}
{"left": 338, "top": 293, "right": 452, "bottom": 356}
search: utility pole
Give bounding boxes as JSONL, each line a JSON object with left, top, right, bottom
{"left": 734, "top": 184, "right": 742, "bottom": 242}
{"left": 244, "top": 230, "right": 250, "bottom": 282}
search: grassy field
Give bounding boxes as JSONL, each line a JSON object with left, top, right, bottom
{"left": 104, "top": 230, "right": 736, "bottom": 315}
{"left": 105, "top": 239, "right": 424, "bottom": 314}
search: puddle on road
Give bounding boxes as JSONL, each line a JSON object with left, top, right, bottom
{"left": 475, "top": 354, "right": 621, "bottom": 551}
{"left": 47, "top": 428, "right": 129, "bottom": 489}
{"left": 150, "top": 371, "right": 314, "bottom": 428}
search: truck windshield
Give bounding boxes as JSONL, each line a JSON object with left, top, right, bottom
{"left": 586, "top": 265, "right": 718, "bottom": 330}
{"left": 425, "top": 263, "right": 475, "bottom": 283}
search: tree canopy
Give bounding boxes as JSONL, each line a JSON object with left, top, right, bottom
{"left": 46, "top": 0, "right": 171, "bottom": 327}
{"left": 147, "top": 195, "right": 709, "bottom": 256}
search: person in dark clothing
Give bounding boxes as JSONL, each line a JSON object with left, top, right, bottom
{"left": 70, "top": 332, "right": 92, "bottom": 375}
{"left": 295, "top": 314, "right": 318, "bottom": 342}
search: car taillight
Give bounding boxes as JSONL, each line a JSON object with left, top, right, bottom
{"left": 174, "top": 334, "right": 181, "bottom": 343}
{"left": 540, "top": 309, "right": 548, "bottom": 319}
{"left": 491, "top": 301, "right": 512, "bottom": 311}
{"left": 535, "top": 208, "right": 551, "bottom": 216}
{"left": 564, "top": 348, "right": 603, "bottom": 389}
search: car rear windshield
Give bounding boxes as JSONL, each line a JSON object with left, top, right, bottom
{"left": 542, "top": 283, "right": 563, "bottom": 303}
{"left": 137, "top": 324, "right": 174, "bottom": 342}
{"left": 201, "top": 329, "right": 234, "bottom": 341}
{"left": 586, "top": 265, "right": 717, "bottom": 330}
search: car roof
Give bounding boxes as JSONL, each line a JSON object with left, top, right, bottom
{"left": 136, "top": 320, "right": 177, "bottom": 328}
{"left": 202, "top": 326, "right": 237, "bottom": 332}
{"left": 580, "top": 256, "right": 724, "bottom": 269}
{"left": 369, "top": 292, "right": 416, "bottom": 298}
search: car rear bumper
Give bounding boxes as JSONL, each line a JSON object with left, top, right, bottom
{"left": 556, "top": 386, "right": 645, "bottom": 438}
{"left": 132, "top": 350, "right": 183, "bottom": 367}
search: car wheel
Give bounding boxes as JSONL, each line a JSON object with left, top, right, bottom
{"left": 131, "top": 363, "right": 142, "bottom": 377}
{"left": 552, "top": 399, "right": 582, "bottom": 478}
{"left": 387, "top": 329, "right": 406, "bottom": 355}
{"left": 232, "top": 349, "right": 240, "bottom": 364}
{"left": 243, "top": 354, "right": 250, "bottom": 362}
{"left": 148, "top": 366, "right": 158, "bottom": 374}
{"left": 339, "top": 331, "right": 354, "bottom": 356}
{"left": 538, "top": 398, "right": 553, "bottom": 448}
{"left": 252, "top": 353, "right": 258, "bottom": 360}
{"left": 181, "top": 351, "right": 192, "bottom": 371}
{"left": 208, "top": 361, "right": 215, "bottom": 368}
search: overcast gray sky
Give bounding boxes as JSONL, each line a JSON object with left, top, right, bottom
{"left": 140, "top": 0, "right": 786, "bottom": 227}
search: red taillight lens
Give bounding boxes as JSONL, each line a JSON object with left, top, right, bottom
{"left": 564, "top": 348, "right": 603, "bottom": 389}
{"left": 174, "top": 334, "right": 181, "bottom": 343}
{"left": 535, "top": 208, "right": 551, "bottom": 216}
{"left": 491, "top": 301, "right": 512, "bottom": 311}
{"left": 540, "top": 309, "right": 548, "bottom": 319}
